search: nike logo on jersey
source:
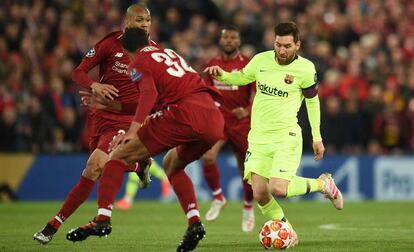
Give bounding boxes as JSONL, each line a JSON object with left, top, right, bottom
{"left": 259, "top": 69, "right": 266, "bottom": 72}
{"left": 279, "top": 169, "right": 289, "bottom": 173}
{"left": 114, "top": 52, "right": 123, "bottom": 57}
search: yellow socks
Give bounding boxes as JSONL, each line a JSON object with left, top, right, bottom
{"left": 258, "top": 197, "right": 285, "bottom": 220}
{"left": 286, "top": 176, "right": 322, "bottom": 198}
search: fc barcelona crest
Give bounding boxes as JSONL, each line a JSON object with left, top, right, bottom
{"left": 284, "top": 74, "right": 294, "bottom": 84}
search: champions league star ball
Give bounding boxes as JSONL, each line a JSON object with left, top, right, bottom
{"left": 259, "top": 220, "right": 292, "bottom": 250}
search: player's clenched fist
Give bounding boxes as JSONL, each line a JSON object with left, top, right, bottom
{"left": 203, "top": 65, "right": 224, "bottom": 78}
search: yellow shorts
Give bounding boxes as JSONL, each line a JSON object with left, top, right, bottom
{"left": 244, "top": 128, "right": 302, "bottom": 183}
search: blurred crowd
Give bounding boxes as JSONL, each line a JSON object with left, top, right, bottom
{"left": 0, "top": 0, "right": 413, "bottom": 155}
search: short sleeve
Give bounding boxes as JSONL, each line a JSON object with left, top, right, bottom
{"left": 300, "top": 62, "right": 317, "bottom": 89}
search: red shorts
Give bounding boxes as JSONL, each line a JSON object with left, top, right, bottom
{"left": 89, "top": 124, "right": 130, "bottom": 154}
{"left": 224, "top": 117, "right": 250, "bottom": 157}
{"left": 138, "top": 93, "right": 225, "bottom": 164}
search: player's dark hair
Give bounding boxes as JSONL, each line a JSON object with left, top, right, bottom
{"left": 121, "top": 28, "right": 149, "bottom": 53}
{"left": 221, "top": 24, "right": 240, "bottom": 33}
{"left": 274, "top": 22, "right": 299, "bottom": 42}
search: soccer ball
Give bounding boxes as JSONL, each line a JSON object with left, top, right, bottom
{"left": 259, "top": 219, "right": 292, "bottom": 250}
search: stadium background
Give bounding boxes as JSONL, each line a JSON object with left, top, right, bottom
{"left": 0, "top": 0, "right": 413, "bottom": 202}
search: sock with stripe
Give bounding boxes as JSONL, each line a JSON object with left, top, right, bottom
{"left": 49, "top": 176, "right": 95, "bottom": 230}
{"left": 202, "top": 163, "right": 225, "bottom": 201}
{"left": 168, "top": 169, "right": 200, "bottom": 225}
{"left": 242, "top": 180, "right": 254, "bottom": 209}
{"left": 97, "top": 160, "right": 128, "bottom": 221}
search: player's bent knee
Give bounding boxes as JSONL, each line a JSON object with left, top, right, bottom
{"left": 82, "top": 166, "right": 100, "bottom": 180}
{"left": 251, "top": 185, "right": 269, "bottom": 202}
{"left": 253, "top": 191, "right": 271, "bottom": 205}
{"left": 270, "top": 186, "right": 287, "bottom": 198}
{"left": 83, "top": 159, "right": 103, "bottom": 180}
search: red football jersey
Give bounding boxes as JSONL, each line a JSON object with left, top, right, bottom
{"left": 205, "top": 51, "right": 254, "bottom": 122}
{"left": 72, "top": 31, "right": 159, "bottom": 130}
{"left": 127, "top": 46, "right": 220, "bottom": 124}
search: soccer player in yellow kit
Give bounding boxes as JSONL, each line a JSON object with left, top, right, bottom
{"left": 205, "top": 21, "right": 343, "bottom": 248}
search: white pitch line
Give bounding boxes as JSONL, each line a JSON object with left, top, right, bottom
{"left": 318, "top": 223, "right": 414, "bottom": 233}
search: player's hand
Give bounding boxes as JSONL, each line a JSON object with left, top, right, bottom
{"left": 109, "top": 122, "right": 141, "bottom": 151}
{"left": 91, "top": 82, "right": 119, "bottom": 100}
{"left": 312, "top": 141, "right": 325, "bottom": 161}
{"left": 203, "top": 66, "right": 224, "bottom": 78}
{"left": 79, "top": 90, "right": 110, "bottom": 110}
{"left": 232, "top": 107, "right": 249, "bottom": 120}
{"left": 110, "top": 130, "right": 136, "bottom": 150}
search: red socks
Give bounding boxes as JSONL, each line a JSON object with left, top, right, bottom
{"left": 168, "top": 169, "right": 200, "bottom": 225}
{"left": 242, "top": 180, "right": 254, "bottom": 209}
{"left": 49, "top": 176, "right": 95, "bottom": 229}
{"left": 96, "top": 160, "right": 128, "bottom": 221}
{"left": 202, "top": 163, "right": 225, "bottom": 201}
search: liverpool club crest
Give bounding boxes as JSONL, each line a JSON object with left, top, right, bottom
{"left": 284, "top": 74, "right": 294, "bottom": 84}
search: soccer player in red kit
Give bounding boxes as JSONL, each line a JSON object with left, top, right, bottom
{"left": 201, "top": 25, "right": 255, "bottom": 232}
{"left": 67, "top": 28, "right": 224, "bottom": 252}
{"left": 33, "top": 4, "right": 154, "bottom": 244}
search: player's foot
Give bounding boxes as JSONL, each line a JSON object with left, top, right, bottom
{"left": 177, "top": 221, "right": 206, "bottom": 252}
{"left": 283, "top": 219, "right": 299, "bottom": 248}
{"left": 241, "top": 207, "right": 255, "bottom": 232}
{"left": 319, "top": 173, "right": 344, "bottom": 210}
{"left": 115, "top": 196, "right": 132, "bottom": 211}
{"left": 205, "top": 198, "right": 227, "bottom": 221}
{"left": 33, "top": 223, "right": 56, "bottom": 244}
{"left": 136, "top": 158, "right": 152, "bottom": 189}
{"left": 66, "top": 218, "right": 112, "bottom": 242}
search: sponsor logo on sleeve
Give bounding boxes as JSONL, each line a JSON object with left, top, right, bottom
{"left": 130, "top": 68, "right": 143, "bottom": 81}
{"left": 86, "top": 48, "right": 95, "bottom": 57}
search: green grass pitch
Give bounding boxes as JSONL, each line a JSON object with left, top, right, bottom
{"left": 1, "top": 201, "right": 413, "bottom": 251}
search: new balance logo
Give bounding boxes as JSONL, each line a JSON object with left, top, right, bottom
{"left": 114, "top": 52, "right": 123, "bottom": 57}
{"left": 258, "top": 83, "right": 288, "bottom": 97}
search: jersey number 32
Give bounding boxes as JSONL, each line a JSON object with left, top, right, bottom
{"left": 151, "top": 49, "right": 196, "bottom": 78}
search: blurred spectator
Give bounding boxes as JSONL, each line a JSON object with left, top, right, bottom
{"left": 0, "top": 0, "right": 413, "bottom": 154}
{"left": 321, "top": 96, "right": 343, "bottom": 154}
{"left": 0, "top": 106, "right": 19, "bottom": 151}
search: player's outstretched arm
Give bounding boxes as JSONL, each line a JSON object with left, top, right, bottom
{"left": 204, "top": 65, "right": 254, "bottom": 86}
{"left": 203, "top": 65, "right": 224, "bottom": 78}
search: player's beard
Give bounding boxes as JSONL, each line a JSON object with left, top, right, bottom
{"left": 275, "top": 50, "right": 297, "bottom": 65}
{"left": 223, "top": 48, "right": 237, "bottom": 57}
